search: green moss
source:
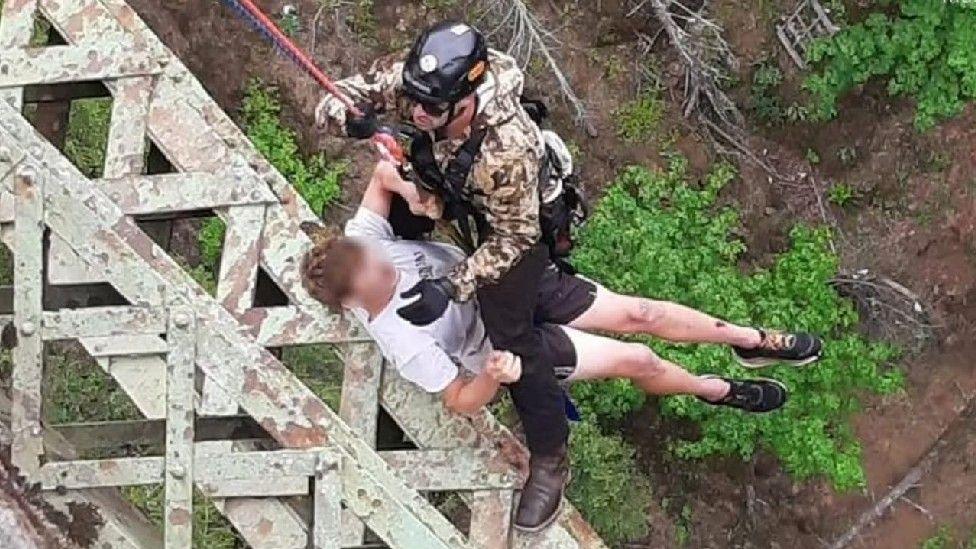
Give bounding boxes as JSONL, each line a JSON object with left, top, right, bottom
{"left": 64, "top": 98, "right": 112, "bottom": 178}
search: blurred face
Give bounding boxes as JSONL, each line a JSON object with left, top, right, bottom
{"left": 345, "top": 244, "right": 398, "bottom": 308}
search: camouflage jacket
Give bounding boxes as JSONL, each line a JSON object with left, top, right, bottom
{"left": 316, "top": 50, "right": 544, "bottom": 301}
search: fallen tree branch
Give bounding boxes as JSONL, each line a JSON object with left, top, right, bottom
{"left": 830, "top": 270, "right": 938, "bottom": 347}
{"left": 829, "top": 399, "right": 976, "bottom": 549}
{"left": 477, "top": 0, "right": 595, "bottom": 135}
{"left": 628, "top": 0, "right": 796, "bottom": 181}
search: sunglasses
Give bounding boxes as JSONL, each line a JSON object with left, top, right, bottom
{"left": 418, "top": 101, "right": 451, "bottom": 117}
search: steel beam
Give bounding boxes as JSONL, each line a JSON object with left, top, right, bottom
{"left": 10, "top": 166, "right": 44, "bottom": 478}
{"left": 164, "top": 307, "right": 195, "bottom": 547}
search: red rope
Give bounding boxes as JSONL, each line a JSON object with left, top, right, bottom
{"left": 233, "top": 0, "right": 362, "bottom": 117}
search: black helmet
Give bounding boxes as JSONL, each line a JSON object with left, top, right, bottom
{"left": 402, "top": 21, "right": 489, "bottom": 106}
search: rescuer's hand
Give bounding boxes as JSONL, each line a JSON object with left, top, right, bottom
{"left": 396, "top": 277, "right": 456, "bottom": 326}
{"left": 345, "top": 103, "right": 379, "bottom": 139}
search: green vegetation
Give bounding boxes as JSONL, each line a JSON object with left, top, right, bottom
{"left": 239, "top": 81, "right": 345, "bottom": 215}
{"left": 918, "top": 525, "right": 976, "bottom": 549}
{"left": 750, "top": 61, "right": 786, "bottom": 125}
{"left": 837, "top": 145, "right": 857, "bottom": 165}
{"left": 806, "top": 0, "right": 976, "bottom": 130}
{"left": 282, "top": 344, "right": 344, "bottom": 410}
{"left": 673, "top": 502, "right": 693, "bottom": 546}
{"left": 749, "top": 59, "right": 810, "bottom": 126}
{"left": 278, "top": 5, "right": 301, "bottom": 36}
{"left": 573, "top": 155, "right": 903, "bottom": 490}
{"left": 64, "top": 98, "right": 112, "bottom": 178}
{"left": 43, "top": 347, "right": 141, "bottom": 424}
{"left": 568, "top": 422, "right": 652, "bottom": 544}
{"left": 806, "top": 148, "right": 821, "bottom": 165}
{"left": 827, "top": 182, "right": 857, "bottom": 207}
{"left": 422, "top": 0, "right": 458, "bottom": 10}
{"left": 615, "top": 89, "right": 665, "bottom": 142}
{"left": 920, "top": 526, "right": 954, "bottom": 549}
{"left": 199, "top": 82, "right": 345, "bottom": 267}
{"left": 319, "top": 0, "right": 376, "bottom": 40}
{"left": 121, "top": 486, "right": 239, "bottom": 549}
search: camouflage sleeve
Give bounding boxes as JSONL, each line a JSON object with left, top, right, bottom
{"left": 447, "top": 143, "right": 542, "bottom": 301}
{"left": 314, "top": 53, "right": 405, "bottom": 136}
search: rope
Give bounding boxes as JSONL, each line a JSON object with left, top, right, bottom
{"left": 217, "top": 0, "right": 361, "bottom": 116}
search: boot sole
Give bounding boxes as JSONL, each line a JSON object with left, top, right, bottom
{"left": 733, "top": 353, "right": 821, "bottom": 370}
{"left": 512, "top": 472, "right": 571, "bottom": 534}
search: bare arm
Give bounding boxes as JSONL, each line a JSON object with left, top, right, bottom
{"left": 361, "top": 161, "right": 441, "bottom": 220}
{"left": 440, "top": 351, "right": 520, "bottom": 415}
{"left": 441, "top": 371, "right": 501, "bottom": 415}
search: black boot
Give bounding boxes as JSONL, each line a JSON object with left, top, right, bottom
{"left": 514, "top": 444, "right": 569, "bottom": 532}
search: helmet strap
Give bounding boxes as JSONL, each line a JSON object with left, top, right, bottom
{"left": 445, "top": 94, "right": 478, "bottom": 129}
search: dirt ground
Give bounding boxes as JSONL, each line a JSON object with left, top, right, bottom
{"left": 127, "top": 1, "right": 976, "bottom": 548}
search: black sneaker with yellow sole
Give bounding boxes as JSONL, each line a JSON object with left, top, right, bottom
{"left": 732, "top": 330, "right": 822, "bottom": 369}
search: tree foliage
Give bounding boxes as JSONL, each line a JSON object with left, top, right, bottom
{"left": 805, "top": 0, "right": 976, "bottom": 130}
{"left": 572, "top": 156, "right": 903, "bottom": 489}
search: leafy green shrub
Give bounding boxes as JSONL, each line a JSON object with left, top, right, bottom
{"left": 920, "top": 525, "right": 954, "bottom": 549}
{"left": 199, "top": 82, "right": 345, "bottom": 266}
{"left": 572, "top": 156, "right": 903, "bottom": 490}
{"left": 750, "top": 61, "right": 785, "bottom": 125}
{"left": 239, "top": 81, "right": 345, "bottom": 215}
{"left": 568, "top": 421, "right": 652, "bottom": 545}
{"left": 805, "top": 0, "right": 976, "bottom": 130}
{"left": 827, "top": 182, "right": 857, "bottom": 207}
{"left": 615, "top": 90, "right": 665, "bottom": 142}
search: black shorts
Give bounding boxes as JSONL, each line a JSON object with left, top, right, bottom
{"left": 533, "top": 262, "right": 598, "bottom": 380}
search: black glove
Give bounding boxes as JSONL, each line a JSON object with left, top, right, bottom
{"left": 345, "top": 103, "right": 379, "bottom": 139}
{"left": 396, "top": 277, "right": 456, "bottom": 326}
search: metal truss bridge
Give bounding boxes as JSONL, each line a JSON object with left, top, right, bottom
{"left": 0, "top": 1, "right": 605, "bottom": 547}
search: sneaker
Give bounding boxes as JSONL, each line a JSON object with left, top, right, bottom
{"left": 733, "top": 330, "right": 822, "bottom": 368}
{"left": 697, "top": 376, "right": 788, "bottom": 413}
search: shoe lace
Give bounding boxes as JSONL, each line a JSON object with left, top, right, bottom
{"left": 726, "top": 381, "right": 763, "bottom": 406}
{"left": 761, "top": 331, "right": 795, "bottom": 351}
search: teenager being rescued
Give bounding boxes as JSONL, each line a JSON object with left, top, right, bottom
{"left": 313, "top": 21, "right": 823, "bottom": 532}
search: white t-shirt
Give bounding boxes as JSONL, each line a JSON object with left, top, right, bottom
{"left": 345, "top": 208, "right": 493, "bottom": 393}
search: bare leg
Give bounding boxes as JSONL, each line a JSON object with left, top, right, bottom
{"left": 562, "top": 327, "right": 729, "bottom": 401}
{"left": 570, "top": 288, "right": 762, "bottom": 348}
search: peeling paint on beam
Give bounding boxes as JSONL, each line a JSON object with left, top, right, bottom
{"left": 98, "top": 173, "right": 278, "bottom": 215}
{"left": 0, "top": 45, "right": 161, "bottom": 87}
{"left": 41, "top": 307, "right": 167, "bottom": 340}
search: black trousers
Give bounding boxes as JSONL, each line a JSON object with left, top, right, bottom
{"left": 477, "top": 242, "right": 569, "bottom": 457}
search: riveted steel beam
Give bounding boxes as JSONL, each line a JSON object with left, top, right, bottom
{"left": 164, "top": 306, "right": 196, "bottom": 547}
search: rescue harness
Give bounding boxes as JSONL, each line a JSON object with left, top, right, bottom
{"left": 404, "top": 98, "right": 589, "bottom": 267}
